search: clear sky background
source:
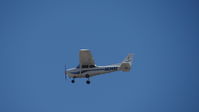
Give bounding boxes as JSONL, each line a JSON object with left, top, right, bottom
{"left": 0, "top": 0, "right": 199, "bottom": 112}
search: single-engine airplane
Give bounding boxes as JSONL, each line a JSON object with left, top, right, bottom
{"left": 64, "top": 49, "right": 134, "bottom": 84}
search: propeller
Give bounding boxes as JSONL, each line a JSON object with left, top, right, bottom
{"left": 64, "top": 64, "right": 68, "bottom": 82}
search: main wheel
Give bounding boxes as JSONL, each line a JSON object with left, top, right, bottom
{"left": 86, "top": 80, "right": 90, "bottom": 84}
{"left": 71, "top": 80, "right": 75, "bottom": 83}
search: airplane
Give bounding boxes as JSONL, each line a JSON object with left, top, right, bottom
{"left": 64, "top": 49, "right": 134, "bottom": 84}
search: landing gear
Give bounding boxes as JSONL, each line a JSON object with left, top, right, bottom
{"left": 85, "top": 74, "right": 91, "bottom": 84}
{"left": 71, "top": 77, "right": 76, "bottom": 83}
{"left": 71, "top": 79, "right": 75, "bottom": 83}
{"left": 85, "top": 74, "right": 89, "bottom": 78}
{"left": 86, "top": 80, "right": 90, "bottom": 84}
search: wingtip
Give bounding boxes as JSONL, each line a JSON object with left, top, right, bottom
{"left": 80, "top": 49, "right": 89, "bottom": 51}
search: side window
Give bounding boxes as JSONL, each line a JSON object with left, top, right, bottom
{"left": 80, "top": 65, "right": 96, "bottom": 68}
{"left": 82, "top": 65, "right": 89, "bottom": 68}
{"left": 89, "top": 65, "right": 95, "bottom": 68}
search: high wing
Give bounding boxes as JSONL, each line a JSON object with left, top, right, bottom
{"left": 79, "top": 49, "right": 95, "bottom": 67}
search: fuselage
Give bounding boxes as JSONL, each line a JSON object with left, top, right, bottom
{"left": 67, "top": 64, "right": 121, "bottom": 78}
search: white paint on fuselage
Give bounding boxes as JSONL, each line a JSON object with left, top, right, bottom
{"left": 67, "top": 64, "right": 121, "bottom": 78}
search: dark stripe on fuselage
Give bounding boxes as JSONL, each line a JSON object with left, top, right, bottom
{"left": 70, "top": 67, "right": 118, "bottom": 74}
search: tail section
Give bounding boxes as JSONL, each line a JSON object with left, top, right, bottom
{"left": 122, "top": 54, "right": 133, "bottom": 63}
{"left": 120, "top": 54, "right": 134, "bottom": 72}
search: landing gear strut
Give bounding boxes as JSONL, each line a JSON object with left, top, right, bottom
{"left": 85, "top": 74, "right": 91, "bottom": 84}
{"left": 71, "top": 77, "right": 76, "bottom": 83}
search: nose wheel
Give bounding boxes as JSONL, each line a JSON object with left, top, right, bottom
{"left": 71, "top": 77, "right": 76, "bottom": 83}
{"left": 71, "top": 79, "right": 75, "bottom": 83}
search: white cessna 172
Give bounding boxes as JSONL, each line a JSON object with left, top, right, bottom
{"left": 64, "top": 49, "right": 133, "bottom": 84}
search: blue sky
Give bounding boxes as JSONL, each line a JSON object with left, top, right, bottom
{"left": 0, "top": 0, "right": 199, "bottom": 112}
